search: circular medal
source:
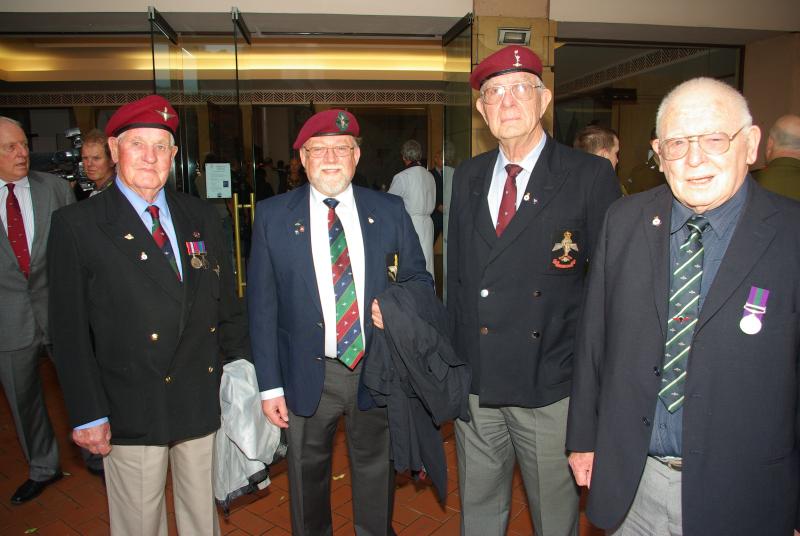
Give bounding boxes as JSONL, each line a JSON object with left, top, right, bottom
{"left": 739, "top": 313, "right": 762, "bottom": 335}
{"left": 190, "top": 256, "right": 203, "bottom": 269}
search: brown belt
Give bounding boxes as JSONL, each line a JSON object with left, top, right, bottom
{"left": 650, "top": 456, "right": 683, "bottom": 472}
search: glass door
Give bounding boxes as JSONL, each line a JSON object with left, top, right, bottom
{"left": 440, "top": 13, "right": 472, "bottom": 300}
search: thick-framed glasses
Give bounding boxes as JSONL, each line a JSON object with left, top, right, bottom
{"left": 658, "top": 126, "right": 747, "bottom": 161}
{"left": 480, "top": 82, "right": 544, "bottom": 105}
{"left": 303, "top": 145, "right": 354, "bottom": 159}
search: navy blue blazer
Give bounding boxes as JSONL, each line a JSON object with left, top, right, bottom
{"left": 247, "top": 184, "right": 433, "bottom": 416}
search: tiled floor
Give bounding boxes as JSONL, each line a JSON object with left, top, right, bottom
{"left": 0, "top": 357, "right": 604, "bottom": 535}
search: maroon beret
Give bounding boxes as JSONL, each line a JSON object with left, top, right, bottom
{"left": 105, "top": 95, "right": 179, "bottom": 138}
{"left": 293, "top": 109, "right": 360, "bottom": 150}
{"left": 469, "top": 46, "right": 543, "bottom": 90}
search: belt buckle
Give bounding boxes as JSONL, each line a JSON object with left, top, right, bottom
{"left": 665, "top": 459, "right": 683, "bottom": 471}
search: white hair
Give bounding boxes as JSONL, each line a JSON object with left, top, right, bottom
{"left": 655, "top": 77, "right": 752, "bottom": 138}
{"left": 0, "top": 116, "right": 24, "bottom": 129}
{"left": 401, "top": 139, "right": 422, "bottom": 161}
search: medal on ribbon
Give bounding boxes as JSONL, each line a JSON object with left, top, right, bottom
{"left": 739, "top": 286, "right": 769, "bottom": 335}
{"left": 185, "top": 240, "right": 208, "bottom": 269}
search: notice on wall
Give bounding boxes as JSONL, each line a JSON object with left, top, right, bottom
{"left": 205, "top": 163, "right": 232, "bottom": 199}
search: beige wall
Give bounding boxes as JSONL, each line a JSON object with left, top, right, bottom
{"left": 743, "top": 32, "right": 800, "bottom": 169}
{"left": 549, "top": 0, "right": 799, "bottom": 31}
{"left": 470, "top": 15, "right": 557, "bottom": 156}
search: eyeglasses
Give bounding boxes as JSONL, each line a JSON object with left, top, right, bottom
{"left": 303, "top": 145, "right": 354, "bottom": 158}
{"left": 658, "top": 126, "right": 747, "bottom": 161}
{"left": 480, "top": 82, "right": 544, "bottom": 105}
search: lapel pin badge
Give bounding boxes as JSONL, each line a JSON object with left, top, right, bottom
{"left": 523, "top": 192, "right": 531, "bottom": 202}
{"left": 140, "top": 252, "right": 148, "bottom": 261}
{"left": 293, "top": 221, "right": 305, "bottom": 235}
{"left": 368, "top": 216, "right": 375, "bottom": 224}
{"left": 192, "top": 231, "right": 200, "bottom": 238}
{"left": 124, "top": 233, "right": 134, "bottom": 240}
{"left": 740, "top": 286, "right": 769, "bottom": 335}
{"left": 652, "top": 216, "right": 661, "bottom": 226}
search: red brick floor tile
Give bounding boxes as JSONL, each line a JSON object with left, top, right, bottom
{"left": 331, "top": 511, "right": 351, "bottom": 531}
{"left": 264, "top": 501, "right": 292, "bottom": 532}
{"left": 507, "top": 503, "right": 534, "bottom": 535}
{"left": 76, "top": 517, "right": 111, "bottom": 536}
{"left": 333, "top": 519, "right": 355, "bottom": 535}
{"left": 330, "top": 483, "right": 353, "bottom": 510}
{"left": 227, "top": 507, "right": 274, "bottom": 534}
{"left": 34, "top": 519, "right": 81, "bottom": 535}
{"left": 404, "top": 487, "right": 458, "bottom": 523}
{"left": 263, "top": 526, "right": 291, "bottom": 535}
{"left": 430, "top": 512, "right": 461, "bottom": 536}
{"left": 392, "top": 504, "right": 423, "bottom": 526}
{"left": 399, "top": 515, "right": 441, "bottom": 535}
{"left": 243, "top": 488, "right": 289, "bottom": 516}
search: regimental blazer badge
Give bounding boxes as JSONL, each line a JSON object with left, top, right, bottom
{"left": 551, "top": 231, "right": 579, "bottom": 269}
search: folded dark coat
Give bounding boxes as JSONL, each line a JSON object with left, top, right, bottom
{"left": 363, "top": 281, "right": 470, "bottom": 502}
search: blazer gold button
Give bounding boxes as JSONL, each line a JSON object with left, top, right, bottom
{"left": 150, "top": 333, "right": 159, "bottom": 341}
{"left": 208, "top": 367, "right": 214, "bottom": 373}
{"left": 480, "top": 289, "right": 489, "bottom": 297}
{"left": 209, "top": 326, "right": 216, "bottom": 333}
{"left": 480, "top": 327, "right": 489, "bottom": 335}
{"left": 165, "top": 376, "right": 172, "bottom": 383}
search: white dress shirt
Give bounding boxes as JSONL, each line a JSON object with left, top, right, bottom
{"left": 261, "top": 184, "right": 367, "bottom": 401}
{"left": 1, "top": 177, "right": 35, "bottom": 252}
{"left": 487, "top": 134, "right": 547, "bottom": 226}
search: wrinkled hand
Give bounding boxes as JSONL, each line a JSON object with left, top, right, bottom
{"left": 568, "top": 451, "right": 595, "bottom": 488}
{"left": 73, "top": 422, "right": 112, "bottom": 456}
{"left": 372, "top": 299, "right": 384, "bottom": 329}
{"left": 262, "top": 396, "right": 289, "bottom": 429}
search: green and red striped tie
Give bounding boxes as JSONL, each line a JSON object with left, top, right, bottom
{"left": 146, "top": 205, "right": 181, "bottom": 281}
{"left": 324, "top": 198, "right": 364, "bottom": 369}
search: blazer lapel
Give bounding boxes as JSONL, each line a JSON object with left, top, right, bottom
{"left": 472, "top": 152, "right": 498, "bottom": 251}
{"left": 286, "top": 186, "right": 322, "bottom": 318}
{"left": 697, "top": 181, "right": 777, "bottom": 332}
{"left": 642, "top": 186, "right": 673, "bottom": 338}
{"left": 166, "top": 189, "right": 203, "bottom": 336}
{"left": 28, "top": 172, "right": 52, "bottom": 265}
{"left": 100, "top": 185, "right": 183, "bottom": 303}
{"left": 354, "top": 187, "right": 381, "bottom": 326}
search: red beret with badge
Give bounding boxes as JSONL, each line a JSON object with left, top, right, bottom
{"left": 105, "top": 95, "right": 179, "bottom": 138}
{"left": 293, "top": 109, "right": 360, "bottom": 150}
{"left": 469, "top": 46, "right": 544, "bottom": 90}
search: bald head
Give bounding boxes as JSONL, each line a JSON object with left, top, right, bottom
{"left": 766, "top": 114, "right": 800, "bottom": 162}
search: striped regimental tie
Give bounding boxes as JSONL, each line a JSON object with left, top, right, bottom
{"left": 495, "top": 163, "right": 523, "bottom": 237}
{"left": 146, "top": 205, "right": 181, "bottom": 281}
{"left": 658, "top": 214, "right": 710, "bottom": 413}
{"left": 323, "top": 198, "right": 365, "bottom": 369}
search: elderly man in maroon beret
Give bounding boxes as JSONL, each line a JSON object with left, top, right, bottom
{"left": 48, "top": 95, "right": 250, "bottom": 535}
{"left": 248, "top": 109, "right": 432, "bottom": 534}
{"left": 446, "top": 46, "right": 621, "bottom": 535}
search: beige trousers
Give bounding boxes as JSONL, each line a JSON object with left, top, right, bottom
{"left": 104, "top": 432, "right": 220, "bottom": 536}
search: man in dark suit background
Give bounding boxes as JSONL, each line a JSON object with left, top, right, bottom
{"left": 248, "top": 109, "right": 432, "bottom": 535}
{"left": 447, "top": 46, "right": 620, "bottom": 535}
{"left": 48, "top": 95, "right": 249, "bottom": 535}
{"left": 567, "top": 77, "right": 800, "bottom": 535}
{"left": 0, "top": 116, "right": 74, "bottom": 504}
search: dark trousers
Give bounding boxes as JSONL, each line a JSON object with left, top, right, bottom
{"left": 286, "top": 359, "right": 395, "bottom": 536}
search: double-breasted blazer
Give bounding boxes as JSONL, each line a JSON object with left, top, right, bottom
{"left": 447, "top": 136, "right": 621, "bottom": 407}
{"left": 48, "top": 183, "right": 249, "bottom": 445}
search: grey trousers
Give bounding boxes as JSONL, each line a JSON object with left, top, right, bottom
{"left": 0, "top": 336, "right": 59, "bottom": 481}
{"left": 456, "top": 395, "right": 579, "bottom": 536}
{"left": 608, "top": 456, "right": 682, "bottom": 536}
{"left": 286, "top": 359, "right": 395, "bottom": 536}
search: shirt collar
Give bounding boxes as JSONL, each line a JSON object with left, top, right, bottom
{"left": 115, "top": 176, "right": 168, "bottom": 216}
{"left": 310, "top": 183, "right": 356, "bottom": 210}
{"left": 1, "top": 176, "right": 30, "bottom": 189}
{"left": 670, "top": 178, "right": 749, "bottom": 238}
{"left": 497, "top": 133, "right": 547, "bottom": 174}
